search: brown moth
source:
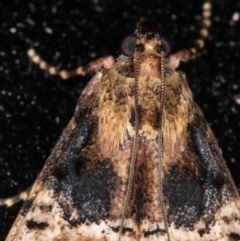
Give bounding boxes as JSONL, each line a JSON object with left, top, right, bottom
{"left": 3, "top": 2, "right": 240, "bottom": 241}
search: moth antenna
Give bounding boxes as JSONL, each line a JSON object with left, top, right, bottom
{"left": 157, "top": 52, "right": 170, "bottom": 241}
{"left": 229, "top": 11, "right": 240, "bottom": 25}
{"left": 190, "top": 2, "right": 211, "bottom": 55}
{"left": 118, "top": 53, "right": 140, "bottom": 241}
{"left": 0, "top": 186, "right": 31, "bottom": 207}
{"left": 170, "top": 1, "right": 211, "bottom": 69}
{"left": 27, "top": 48, "right": 114, "bottom": 79}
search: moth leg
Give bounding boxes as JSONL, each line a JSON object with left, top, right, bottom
{"left": 0, "top": 186, "right": 31, "bottom": 207}
{"left": 169, "top": 2, "right": 211, "bottom": 69}
{"left": 27, "top": 48, "right": 114, "bottom": 79}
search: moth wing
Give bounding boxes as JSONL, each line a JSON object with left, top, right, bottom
{"left": 160, "top": 72, "right": 240, "bottom": 240}
{"left": 5, "top": 71, "right": 113, "bottom": 241}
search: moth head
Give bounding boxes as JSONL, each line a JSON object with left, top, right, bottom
{"left": 120, "top": 24, "right": 171, "bottom": 57}
{"left": 134, "top": 24, "right": 171, "bottom": 56}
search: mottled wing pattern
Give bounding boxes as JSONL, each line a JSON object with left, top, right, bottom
{"left": 161, "top": 72, "right": 240, "bottom": 240}
{"left": 5, "top": 24, "right": 240, "bottom": 241}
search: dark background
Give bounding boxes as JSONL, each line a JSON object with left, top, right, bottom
{"left": 0, "top": 0, "right": 240, "bottom": 240}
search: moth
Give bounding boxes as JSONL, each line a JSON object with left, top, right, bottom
{"left": 2, "top": 2, "right": 240, "bottom": 241}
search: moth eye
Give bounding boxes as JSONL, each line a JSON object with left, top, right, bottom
{"left": 155, "top": 32, "right": 160, "bottom": 40}
{"left": 160, "top": 35, "right": 172, "bottom": 56}
{"left": 120, "top": 34, "right": 137, "bottom": 57}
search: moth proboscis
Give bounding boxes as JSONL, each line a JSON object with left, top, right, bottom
{"left": 2, "top": 2, "right": 240, "bottom": 241}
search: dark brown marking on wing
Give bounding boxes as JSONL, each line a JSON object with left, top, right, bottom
{"left": 134, "top": 164, "right": 147, "bottom": 224}
{"left": 198, "top": 228, "right": 206, "bottom": 237}
{"left": 43, "top": 120, "right": 118, "bottom": 225}
{"left": 26, "top": 219, "right": 49, "bottom": 230}
{"left": 189, "top": 125, "right": 227, "bottom": 196}
{"left": 144, "top": 226, "right": 166, "bottom": 237}
{"left": 52, "top": 160, "right": 68, "bottom": 181}
{"left": 164, "top": 163, "right": 205, "bottom": 230}
{"left": 229, "top": 233, "right": 240, "bottom": 240}
{"left": 110, "top": 226, "right": 133, "bottom": 233}
{"left": 72, "top": 159, "right": 117, "bottom": 223}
